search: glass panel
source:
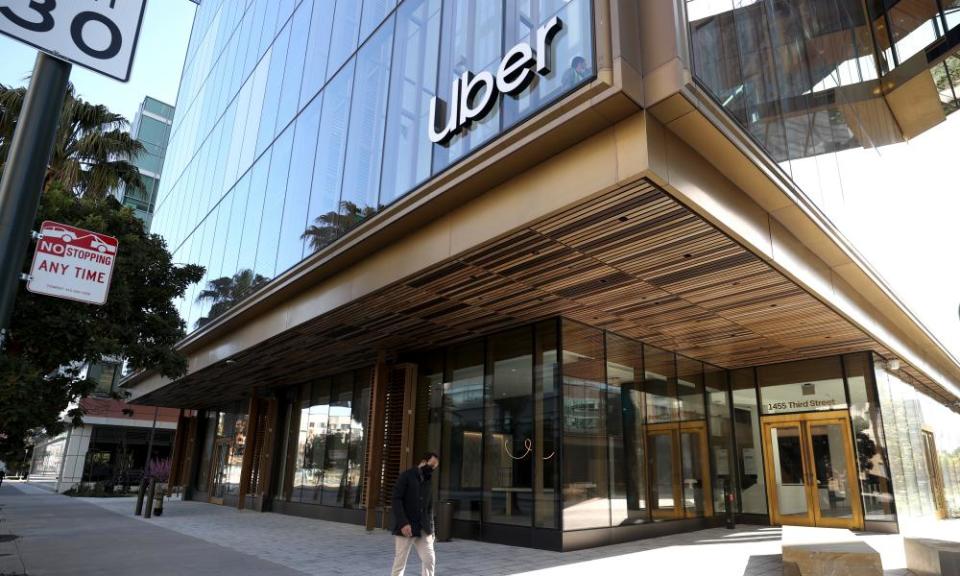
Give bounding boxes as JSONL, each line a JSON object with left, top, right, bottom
{"left": 503, "top": 0, "right": 595, "bottom": 127}
{"left": 304, "top": 61, "right": 355, "bottom": 255}
{"left": 844, "top": 352, "right": 896, "bottom": 522}
{"left": 650, "top": 431, "right": 677, "bottom": 517}
{"left": 255, "top": 125, "right": 295, "bottom": 279}
{"left": 810, "top": 422, "right": 855, "bottom": 519}
{"left": 432, "top": 0, "right": 504, "bottom": 171}
{"left": 347, "top": 368, "right": 372, "bottom": 508}
{"left": 887, "top": 0, "right": 943, "bottom": 64}
{"left": 327, "top": 0, "right": 363, "bottom": 80}
{"left": 534, "top": 319, "right": 560, "bottom": 528}
{"left": 236, "top": 153, "right": 271, "bottom": 277}
{"left": 302, "top": 380, "right": 331, "bottom": 504}
{"left": 484, "top": 327, "right": 534, "bottom": 526}
{"left": 300, "top": 0, "right": 336, "bottom": 108}
{"left": 771, "top": 425, "right": 808, "bottom": 516}
{"left": 645, "top": 345, "right": 678, "bottom": 423}
{"left": 276, "top": 93, "right": 322, "bottom": 275}
{"left": 561, "top": 320, "right": 609, "bottom": 530}
{"left": 360, "top": 0, "right": 397, "bottom": 40}
{"left": 678, "top": 356, "right": 705, "bottom": 421}
{"left": 276, "top": 1, "right": 311, "bottom": 132}
{"left": 681, "top": 428, "right": 707, "bottom": 517}
{"left": 759, "top": 357, "right": 847, "bottom": 414}
{"left": 340, "top": 17, "right": 394, "bottom": 235}
{"left": 706, "top": 365, "right": 732, "bottom": 517}
{"left": 380, "top": 0, "right": 441, "bottom": 205}
{"left": 195, "top": 411, "right": 218, "bottom": 491}
{"left": 606, "top": 333, "right": 648, "bottom": 525}
{"left": 441, "top": 341, "right": 484, "bottom": 522}
{"left": 322, "top": 373, "right": 353, "bottom": 506}
{"left": 414, "top": 349, "right": 445, "bottom": 505}
{"left": 731, "top": 368, "right": 767, "bottom": 514}
{"left": 255, "top": 24, "right": 291, "bottom": 157}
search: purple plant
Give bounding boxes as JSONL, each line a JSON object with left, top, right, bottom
{"left": 145, "top": 457, "right": 171, "bottom": 482}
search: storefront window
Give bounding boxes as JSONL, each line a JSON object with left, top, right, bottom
{"left": 606, "top": 333, "right": 648, "bottom": 525}
{"left": 731, "top": 368, "right": 767, "bottom": 515}
{"left": 706, "top": 365, "right": 732, "bottom": 517}
{"left": 562, "top": 320, "right": 609, "bottom": 530}
{"left": 347, "top": 368, "right": 372, "bottom": 508}
{"left": 645, "top": 345, "right": 678, "bottom": 423}
{"left": 322, "top": 373, "right": 354, "bottom": 506}
{"left": 442, "top": 341, "right": 484, "bottom": 522}
{"left": 484, "top": 327, "right": 535, "bottom": 526}
{"left": 844, "top": 352, "right": 896, "bottom": 522}
{"left": 195, "top": 410, "right": 218, "bottom": 491}
{"left": 758, "top": 357, "right": 847, "bottom": 415}
{"left": 534, "top": 320, "right": 560, "bottom": 528}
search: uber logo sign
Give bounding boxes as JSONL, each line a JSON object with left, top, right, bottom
{"left": 428, "top": 17, "right": 563, "bottom": 145}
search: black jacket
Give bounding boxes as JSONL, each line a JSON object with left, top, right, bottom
{"left": 391, "top": 466, "right": 434, "bottom": 537}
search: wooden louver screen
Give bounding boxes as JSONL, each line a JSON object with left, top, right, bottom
{"left": 378, "top": 367, "right": 407, "bottom": 508}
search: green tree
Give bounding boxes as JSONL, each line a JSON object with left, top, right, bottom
{"left": 0, "top": 187, "right": 204, "bottom": 461}
{"left": 195, "top": 269, "right": 269, "bottom": 328}
{"left": 301, "top": 201, "right": 378, "bottom": 252}
{"left": 0, "top": 83, "right": 144, "bottom": 199}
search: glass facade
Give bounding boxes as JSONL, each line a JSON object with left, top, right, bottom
{"left": 121, "top": 96, "right": 175, "bottom": 231}
{"left": 153, "top": 0, "right": 596, "bottom": 332}
{"left": 282, "top": 368, "right": 372, "bottom": 509}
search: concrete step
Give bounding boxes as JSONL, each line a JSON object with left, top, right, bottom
{"left": 904, "top": 537, "right": 960, "bottom": 576}
{"left": 781, "top": 525, "right": 882, "bottom": 576}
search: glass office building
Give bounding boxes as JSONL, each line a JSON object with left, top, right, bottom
{"left": 131, "top": 0, "right": 960, "bottom": 550}
{"left": 121, "top": 96, "right": 175, "bottom": 231}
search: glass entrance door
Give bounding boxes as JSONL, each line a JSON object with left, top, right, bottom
{"left": 647, "top": 422, "right": 713, "bottom": 520}
{"left": 207, "top": 438, "right": 231, "bottom": 505}
{"left": 761, "top": 411, "right": 862, "bottom": 529}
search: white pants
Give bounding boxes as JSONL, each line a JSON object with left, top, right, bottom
{"left": 391, "top": 533, "right": 435, "bottom": 576}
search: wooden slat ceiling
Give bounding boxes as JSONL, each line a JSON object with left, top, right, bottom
{"left": 136, "top": 178, "right": 951, "bottom": 410}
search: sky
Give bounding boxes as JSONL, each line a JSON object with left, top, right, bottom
{"left": 0, "top": 0, "right": 197, "bottom": 123}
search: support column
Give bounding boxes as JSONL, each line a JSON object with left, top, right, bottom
{"left": 237, "top": 395, "right": 261, "bottom": 510}
{"left": 364, "top": 353, "right": 389, "bottom": 531}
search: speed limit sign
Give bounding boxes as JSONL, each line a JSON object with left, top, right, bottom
{"left": 0, "top": 0, "right": 147, "bottom": 81}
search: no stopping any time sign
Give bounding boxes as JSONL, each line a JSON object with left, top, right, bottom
{"left": 0, "top": 0, "right": 147, "bottom": 81}
{"left": 27, "top": 221, "right": 119, "bottom": 305}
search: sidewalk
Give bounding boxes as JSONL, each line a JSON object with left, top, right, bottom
{"left": 0, "top": 480, "right": 929, "bottom": 575}
{"left": 0, "top": 482, "right": 303, "bottom": 575}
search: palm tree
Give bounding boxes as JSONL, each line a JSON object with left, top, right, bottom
{"left": 194, "top": 269, "right": 269, "bottom": 328}
{"left": 0, "top": 83, "right": 144, "bottom": 199}
{"left": 301, "top": 201, "right": 378, "bottom": 252}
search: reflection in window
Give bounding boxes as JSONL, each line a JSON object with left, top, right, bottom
{"left": 433, "top": 0, "right": 504, "bottom": 171}
{"left": 380, "top": 0, "right": 442, "bottom": 205}
{"left": 731, "top": 368, "right": 767, "bottom": 515}
{"left": 276, "top": 2, "right": 311, "bottom": 134}
{"left": 442, "top": 342, "right": 484, "bottom": 521}
{"left": 255, "top": 24, "right": 291, "bottom": 157}
{"left": 844, "top": 352, "right": 896, "bottom": 522}
{"left": 304, "top": 61, "right": 355, "bottom": 255}
{"left": 606, "top": 333, "right": 648, "bottom": 525}
{"left": 534, "top": 320, "right": 560, "bottom": 528}
{"left": 300, "top": 0, "right": 336, "bottom": 109}
{"left": 678, "top": 356, "right": 705, "bottom": 421}
{"left": 503, "top": 0, "right": 595, "bottom": 127}
{"left": 484, "top": 327, "right": 534, "bottom": 526}
{"left": 255, "top": 125, "right": 295, "bottom": 279}
{"left": 360, "top": 0, "right": 397, "bottom": 40}
{"left": 645, "top": 345, "right": 678, "bottom": 423}
{"left": 562, "top": 320, "right": 609, "bottom": 530}
{"left": 706, "top": 365, "right": 732, "bottom": 517}
{"left": 276, "top": 94, "right": 322, "bottom": 275}
{"left": 328, "top": 0, "right": 363, "bottom": 80}
{"left": 340, "top": 18, "right": 394, "bottom": 236}
{"left": 322, "top": 373, "right": 354, "bottom": 506}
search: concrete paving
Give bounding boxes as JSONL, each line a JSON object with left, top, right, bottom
{"left": 0, "top": 480, "right": 941, "bottom": 576}
{"left": 0, "top": 482, "right": 304, "bottom": 575}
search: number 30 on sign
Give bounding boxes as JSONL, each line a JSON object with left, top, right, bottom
{"left": 0, "top": 0, "right": 147, "bottom": 82}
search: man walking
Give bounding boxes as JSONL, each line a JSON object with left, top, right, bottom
{"left": 391, "top": 452, "right": 439, "bottom": 576}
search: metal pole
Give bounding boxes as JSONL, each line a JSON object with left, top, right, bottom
{"left": 144, "top": 405, "right": 159, "bottom": 481}
{"left": 0, "top": 53, "right": 72, "bottom": 343}
{"left": 144, "top": 478, "right": 155, "bottom": 519}
{"left": 134, "top": 477, "right": 147, "bottom": 516}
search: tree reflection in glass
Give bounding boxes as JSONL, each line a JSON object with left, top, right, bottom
{"left": 194, "top": 268, "right": 269, "bottom": 328}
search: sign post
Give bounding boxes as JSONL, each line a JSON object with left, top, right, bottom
{"left": 0, "top": 0, "right": 147, "bottom": 343}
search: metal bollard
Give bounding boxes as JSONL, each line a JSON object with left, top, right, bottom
{"left": 144, "top": 479, "right": 156, "bottom": 519}
{"left": 134, "top": 478, "right": 147, "bottom": 516}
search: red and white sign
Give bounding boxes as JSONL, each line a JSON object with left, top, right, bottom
{"left": 26, "top": 220, "right": 119, "bottom": 305}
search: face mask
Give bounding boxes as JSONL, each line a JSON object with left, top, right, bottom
{"left": 421, "top": 465, "right": 433, "bottom": 480}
